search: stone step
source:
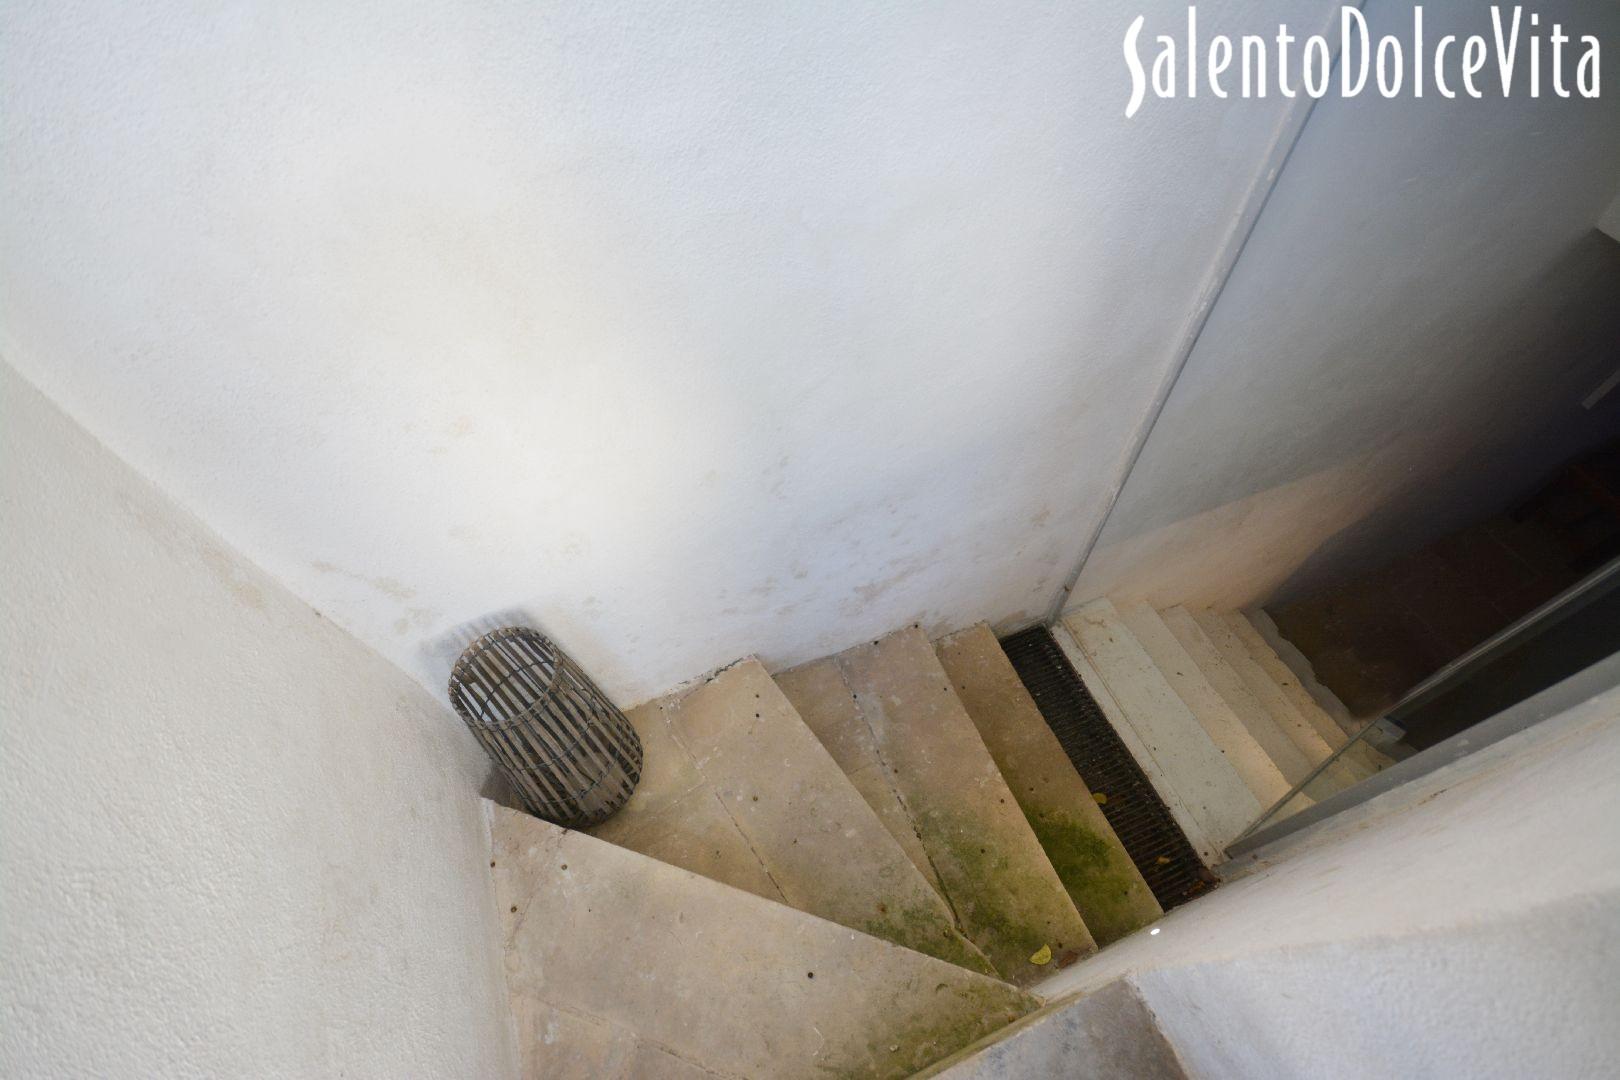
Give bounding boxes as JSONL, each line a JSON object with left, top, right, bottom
{"left": 1192, "top": 611, "right": 1364, "bottom": 795}
{"left": 1356, "top": 735, "right": 1397, "bottom": 771}
{"left": 490, "top": 802, "right": 1035, "bottom": 1080}
{"left": 1224, "top": 610, "right": 1377, "bottom": 784}
{"left": 1159, "top": 606, "right": 1318, "bottom": 787}
{"left": 933, "top": 624, "right": 1161, "bottom": 947}
{"left": 772, "top": 658, "right": 945, "bottom": 898}
{"left": 778, "top": 627, "right": 1096, "bottom": 986}
{"left": 1245, "top": 608, "right": 1361, "bottom": 739}
{"left": 914, "top": 980, "right": 1187, "bottom": 1079}
{"left": 1226, "top": 612, "right": 1348, "bottom": 751}
{"left": 1062, "top": 600, "right": 1260, "bottom": 857}
{"left": 1239, "top": 610, "right": 1395, "bottom": 774}
{"left": 1117, "top": 604, "right": 1295, "bottom": 811}
{"left": 588, "top": 658, "right": 992, "bottom": 975}
{"left": 1049, "top": 623, "right": 1218, "bottom": 863}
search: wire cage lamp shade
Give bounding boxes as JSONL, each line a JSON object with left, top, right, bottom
{"left": 448, "top": 627, "right": 642, "bottom": 829}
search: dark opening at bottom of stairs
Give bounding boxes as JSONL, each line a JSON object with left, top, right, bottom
{"left": 999, "top": 625, "right": 1215, "bottom": 910}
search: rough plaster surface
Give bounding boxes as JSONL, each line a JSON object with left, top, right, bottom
{"left": 1075, "top": 0, "right": 1620, "bottom": 614}
{"left": 1133, "top": 892, "right": 1620, "bottom": 1080}
{"left": 0, "top": 363, "right": 517, "bottom": 1078}
{"left": 0, "top": 0, "right": 1329, "bottom": 706}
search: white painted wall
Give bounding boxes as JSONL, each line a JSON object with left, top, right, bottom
{"left": 1074, "top": 0, "right": 1620, "bottom": 613}
{"left": 1034, "top": 675, "right": 1620, "bottom": 1077}
{"left": 1136, "top": 895, "right": 1619, "bottom": 1079}
{"left": 0, "top": 0, "right": 1337, "bottom": 705}
{"left": 0, "top": 363, "right": 517, "bottom": 1078}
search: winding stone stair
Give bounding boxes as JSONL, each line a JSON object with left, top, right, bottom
{"left": 485, "top": 609, "right": 1387, "bottom": 1077}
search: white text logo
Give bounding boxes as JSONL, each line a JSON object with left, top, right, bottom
{"left": 1123, "top": 6, "right": 1601, "bottom": 118}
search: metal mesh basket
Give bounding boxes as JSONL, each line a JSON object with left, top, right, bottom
{"left": 448, "top": 627, "right": 642, "bottom": 828}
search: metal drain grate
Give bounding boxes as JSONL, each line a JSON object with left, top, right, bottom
{"left": 999, "top": 626, "right": 1213, "bottom": 909}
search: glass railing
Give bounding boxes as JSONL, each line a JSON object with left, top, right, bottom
{"left": 1229, "top": 552, "right": 1620, "bottom": 852}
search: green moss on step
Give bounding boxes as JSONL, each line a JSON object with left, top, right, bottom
{"left": 922, "top": 807, "right": 1090, "bottom": 976}
{"left": 1027, "top": 811, "right": 1159, "bottom": 946}
{"left": 816, "top": 980, "right": 1036, "bottom": 1080}
{"left": 861, "top": 899, "right": 997, "bottom": 977}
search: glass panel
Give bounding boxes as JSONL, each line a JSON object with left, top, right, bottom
{"left": 1236, "top": 556, "right": 1620, "bottom": 854}
{"left": 1235, "top": 719, "right": 1397, "bottom": 841}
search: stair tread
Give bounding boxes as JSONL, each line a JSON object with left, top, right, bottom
{"left": 1049, "top": 626, "right": 1221, "bottom": 864}
{"left": 491, "top": 802, "right": 1035, "bottom": 1080}
{"left": 915, "top": 980, "right": 1188, "bottom": 1079}
{"left": 1194, "top": 611, "right": 1364, "bottom": 795}
{"left": 1221, "top": 610, "right": 1379, "bottom": 787}
{"left": 1238, "top": 611, "right": 1394, "bottom": 776}
{"left": 511, "top": 1000, "right": 730, "bottom": 1080}
{"left": 1118, "top": 604, "right": 1295, "bottom": 810}
{"left": 590, "top": 697, "right": 784, "bottom": 903}
{"left": 1160, "top": 606, "right": 1318, "bottom": 787}
{"left": 1226, "top": 612, "right": 1349, "bottom": 750}
{"left": 590, "top": 659, "right": 991, "bottom": 974}
{"left": 773, "top": 659, "right": 945, "bottom": 897}
{"left": 780, "top": 627, "right": 1096, "bottom": 986}
{"left": 934, "top": 624, "right": 1161, "bottom": 947}
{"left": 1245, "top": 608, "right": 1362, "bottom": 737}
{"left": 1063, "top": 600, "right": 1261, "bottom": 855}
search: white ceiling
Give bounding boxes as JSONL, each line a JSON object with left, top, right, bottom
{"left": 3, "top": 0, "right": 1327, "bottom": 703}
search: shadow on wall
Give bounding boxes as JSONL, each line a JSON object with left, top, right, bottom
{"left": 1260, "top": 412, "right": 1610, "bottom": 612}
{"left": 1072, "top": 229, "right": 1620, "bottom": 615}
{"left": 421, "top": 604, "right": 647, "bottom": 709}
{"left": 422, "top": 606, "right": 545, "bottom": 689}
{"left": 1268, "top": 436, "right": 1620, "bottom": 719}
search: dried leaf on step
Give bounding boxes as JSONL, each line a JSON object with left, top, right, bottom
{"left": 1092, "top": 793, "right": 1108, "bottom": 805}
{"left": 1029, "top": 944, "right": 1052, "bottom": 965}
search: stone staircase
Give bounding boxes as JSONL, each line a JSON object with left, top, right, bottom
{"left": 1058, "top": 600, "right": 1392, "bottom": 863}
{"left": 484, "top": 610, "right": 1386, "bottom": 1077}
